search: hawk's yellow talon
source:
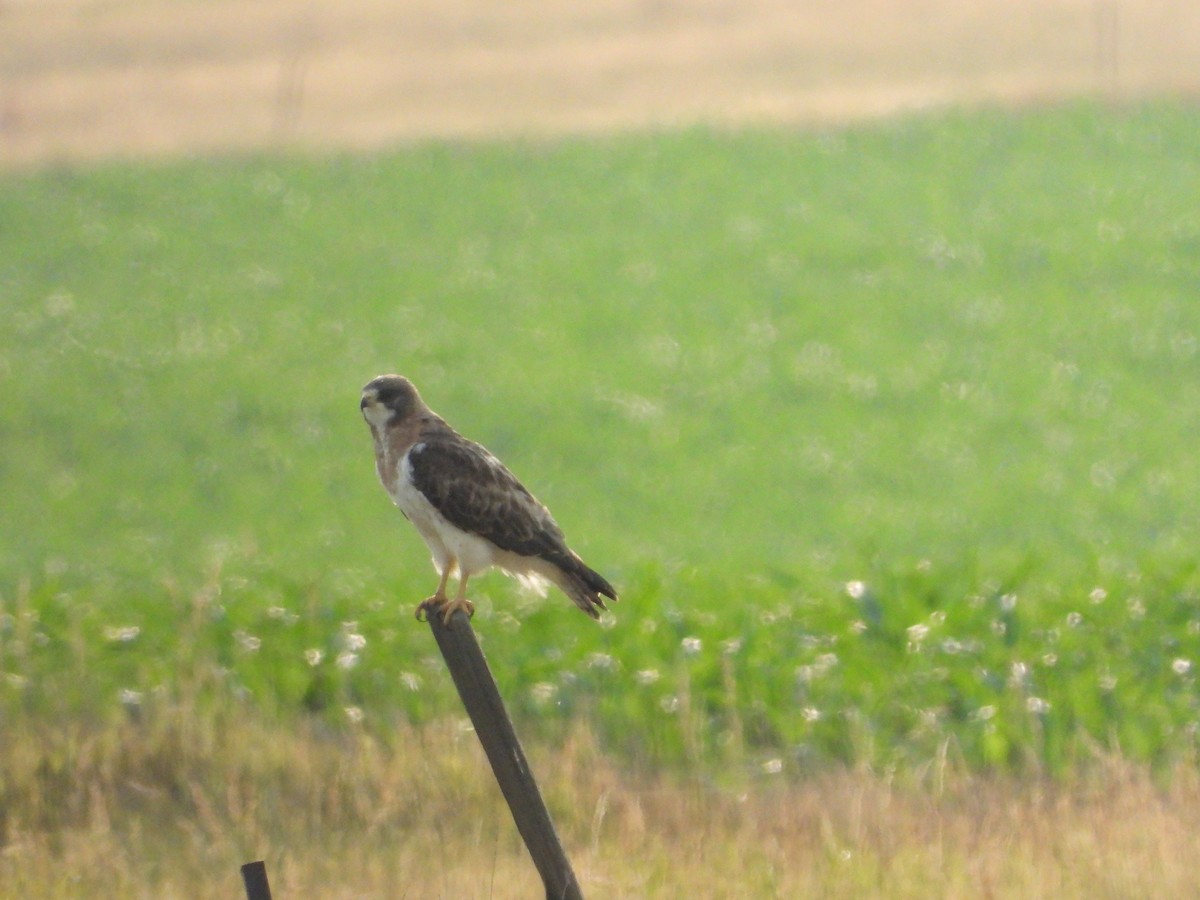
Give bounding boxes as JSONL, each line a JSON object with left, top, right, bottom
{"left": 413, "top": 593, "right": 473, "bottom": 626}
{"left": 440, "top": 596, "right": 475, "bottom": 625}
{"left": 415, "top": 593, "right": 448, "bottom": 622}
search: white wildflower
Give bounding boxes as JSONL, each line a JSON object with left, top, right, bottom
{"left": 971, "top": 705, "right": 997, "bottom": 722}
{"left": 234, "top": 630, "right": 261, "bottom": 652}
{"left": 530, "top": 682, "right": 557, "bottom": 705}
{"left": 399, "top": 671, "right": 422, "bottom": 691}
{"left": 587, "top": 652, "right": 616, "bottom": 670}
{"left": 103, "top": 625, "right": 141, "bottom": 643}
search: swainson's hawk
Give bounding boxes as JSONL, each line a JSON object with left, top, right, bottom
{"left": 360, "top": 375, "right": 618, "bottom": 624}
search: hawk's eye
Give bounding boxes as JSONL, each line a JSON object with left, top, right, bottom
{"left": 376, "top": 388, "right": 397, "bottom": 405}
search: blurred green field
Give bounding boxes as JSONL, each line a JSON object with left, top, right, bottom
{"left": 2, "top": 101, "right": 1200, "bottom": 775}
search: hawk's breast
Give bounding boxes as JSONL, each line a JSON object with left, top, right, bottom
{"left": 396, "top": 443, "right": 497, "bottom": 576}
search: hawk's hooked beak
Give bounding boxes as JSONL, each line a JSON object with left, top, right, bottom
{"left": 360, "top": 395, "right": 373, "bottom": 411}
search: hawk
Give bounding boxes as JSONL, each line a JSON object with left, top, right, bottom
{"left": 360, "top": 375, "right": 618, "bottom": 625}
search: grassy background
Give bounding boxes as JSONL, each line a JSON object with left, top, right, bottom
{"left": 2, "top": 102, "right": 1200, "bottom": 784}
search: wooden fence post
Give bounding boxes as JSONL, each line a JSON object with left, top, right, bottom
{"left": 428, "top": 608, "right": 584, "bottom": 900}
{"left": 240, "top": 860, "right": 273, "bottom": 900}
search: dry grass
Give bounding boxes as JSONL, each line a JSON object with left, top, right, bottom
{"left": 2, "top": 0, "right": 1199, "bottom": 164}
{"left": 3, "top": 710, "right": 1200, "bottom": 898}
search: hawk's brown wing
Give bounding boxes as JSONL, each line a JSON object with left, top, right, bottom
{"left": 406, "top": 431, "right": 572, "bottom": 564}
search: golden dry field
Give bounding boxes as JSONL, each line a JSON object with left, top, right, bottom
{"left": 3, "top": 0, "right": 1200, "bottom": 164}
{"left": 5, "top": 714, "right": 1200, "bottom": 898}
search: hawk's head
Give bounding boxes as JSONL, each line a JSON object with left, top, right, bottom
{"left": 361, "top": 374, "right": 421, "bottom": 429}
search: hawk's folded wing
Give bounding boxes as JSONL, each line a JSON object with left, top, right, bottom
{"left": 406, "top": 432, "right": 572, "bottom": 565}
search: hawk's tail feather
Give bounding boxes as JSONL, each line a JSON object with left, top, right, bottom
{"left": 557, "top": 553, "right": 618, "bottom": 620}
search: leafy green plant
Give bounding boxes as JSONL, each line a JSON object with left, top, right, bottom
{"left": 2, "top": 102, "right": 1199, "bottom": 775}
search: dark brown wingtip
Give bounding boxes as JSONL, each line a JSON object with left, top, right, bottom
{"left": 563, "top": 570, "right": 612, "bottom": 619}
{"left": 578, "top": 562, "right": 618, "bottom": 603}
{"left": 550, "top": 553, "right": 616, "bottom": 618}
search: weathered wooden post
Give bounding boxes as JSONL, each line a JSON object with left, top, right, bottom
{"left": 240, "top": 860, "right": 273, "bottom": 900}
{"left": 428, "top": 608, "right": 584, "bottom": 900}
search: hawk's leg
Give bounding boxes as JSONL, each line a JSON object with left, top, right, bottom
{"left": 438, "top": 576, "right": 475, "bottom": 626}
{"left": 414, "top": 563, "right": 454, "bottom": 622}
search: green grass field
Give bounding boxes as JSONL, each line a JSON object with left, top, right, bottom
{"left": 3, "top": 100, "right": 1200, "bottom": 791}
